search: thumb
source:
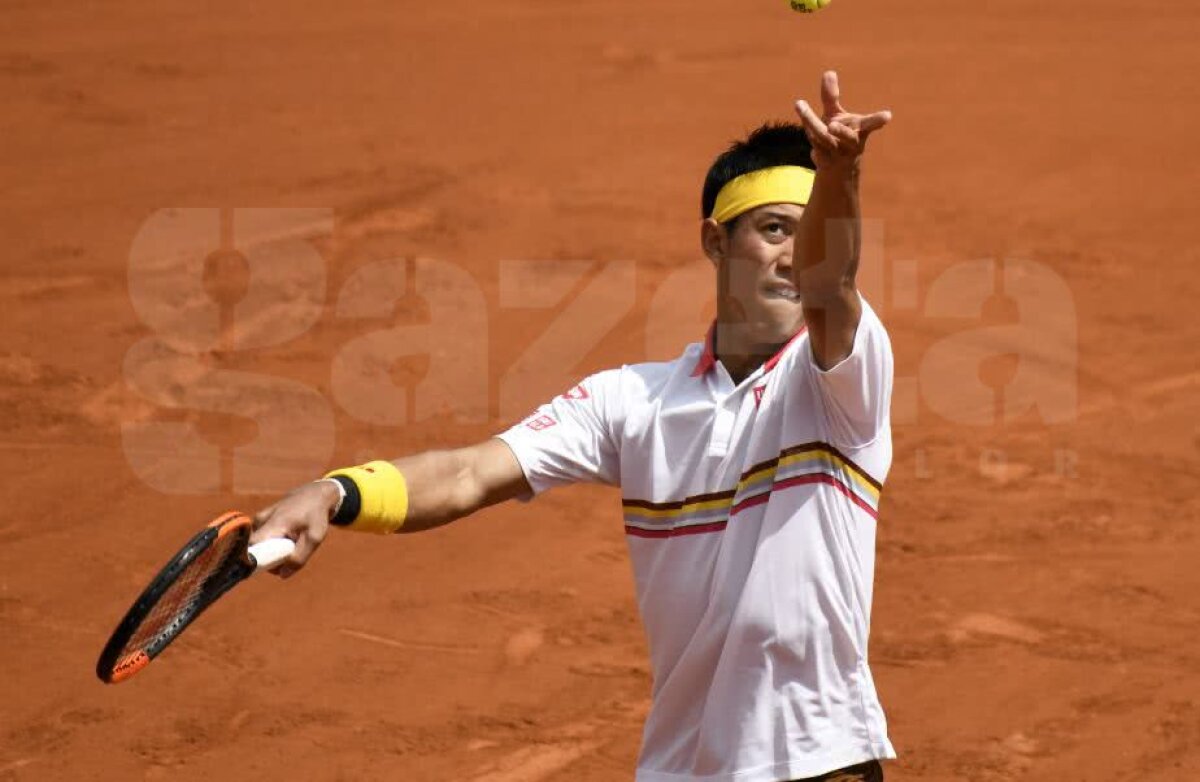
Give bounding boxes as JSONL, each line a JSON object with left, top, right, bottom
{"left": 249, "top": 504, "right": 278, "bottom": 544}
{"left": 858, "top": 109, "right": 893, "bottom": 137}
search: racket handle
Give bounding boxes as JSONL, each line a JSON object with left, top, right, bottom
{"left": 248, "top": 538, "right": 296, "bottom": 573}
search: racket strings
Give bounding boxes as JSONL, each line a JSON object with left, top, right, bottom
{"left": 121, "top": 532, "right": 242, "bottom": 656}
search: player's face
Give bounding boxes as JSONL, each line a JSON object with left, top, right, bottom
{"left": 712, "top": 203, "right": 806, "bottom": 348}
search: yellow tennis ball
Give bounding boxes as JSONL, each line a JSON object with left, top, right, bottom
{"left": 789, "top": 0, "right": 831, "bottom": 12}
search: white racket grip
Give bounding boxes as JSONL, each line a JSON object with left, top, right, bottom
{"left": 248, "top": 538, "right": 296, "bottom": 573}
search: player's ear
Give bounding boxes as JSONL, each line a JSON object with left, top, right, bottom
{"left": 701, "top": 218, "right": 726, "bottom": 266}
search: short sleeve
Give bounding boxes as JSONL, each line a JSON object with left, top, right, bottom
{"left": 495, "top": 370, "right": 622, "bottom": 496}
{"left": 805, "top": 296, "right": 893, "bottom": 448}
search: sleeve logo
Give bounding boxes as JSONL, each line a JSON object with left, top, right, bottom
{"left": 525, "top": 414, "right": 558, "bottom": 431}
{"left": 560, "top": 384, "right": 589, "bottom": 401}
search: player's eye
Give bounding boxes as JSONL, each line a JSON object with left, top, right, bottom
{"left": 762, "top": 221, "right": 788, "bottom": 238}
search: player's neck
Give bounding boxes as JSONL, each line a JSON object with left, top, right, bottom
{"left": 712, "top": 321, "right": 783, "bottom": 385}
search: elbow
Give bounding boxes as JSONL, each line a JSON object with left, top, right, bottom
{"left": 792, "top": 253, "right": 858, "bottom": 303}
{"left": 796, "top": 277, "right": 857, "bottom": 308}
{"left": 447, "top": 449, "right": 488, "bottom": 520}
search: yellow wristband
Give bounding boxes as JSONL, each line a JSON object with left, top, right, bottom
{"left": 323, "top": 460, "right": 409, "bottom": 534}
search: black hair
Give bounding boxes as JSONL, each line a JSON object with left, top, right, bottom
{"left": 700, "top": 122, "right": 815, "bottom": 221}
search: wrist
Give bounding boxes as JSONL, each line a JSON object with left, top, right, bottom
{"left": 815, "top": 157, "right": 861, "bottom": 181}
{"left": 314, "top": 477, "right": 345, "bottom": 520}
{"left": 322, "top": 461, "right": 408, "bottom": 534}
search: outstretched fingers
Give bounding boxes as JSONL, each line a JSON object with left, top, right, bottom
{"left": 821, "top": 70, "right": 844, "bottom": 117}
{"left": 795, "top": 99, "right": 840, "bottom": 151}
{"left": 857, "top": 109, "right": 893, "bottom": 136}
{"left": 827, "top": 121, "right": 860, "bottom": 147}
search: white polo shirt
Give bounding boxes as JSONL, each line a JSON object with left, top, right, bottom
{"left": 497, "top": 297, "right": 897, "bottom": 782}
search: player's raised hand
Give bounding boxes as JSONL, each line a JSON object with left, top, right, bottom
{"left": 249, "top": 480, "right": 340, "bottom": 578}
{"left": 794, "top": 71, "right": 892, "bottom": 171}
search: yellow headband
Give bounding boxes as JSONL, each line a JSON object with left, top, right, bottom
{"left": 710, "top": 165, "right": 815, "bottom": 223}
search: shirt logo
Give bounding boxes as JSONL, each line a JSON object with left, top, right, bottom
{"left": 560, "top": 384, "right": 589, "bottom": 400}
{"left": 525, "top": 414, "right": 557, "bottom": 431}
{"left": 753, "top": 384, "right": 767, "bottom": 408}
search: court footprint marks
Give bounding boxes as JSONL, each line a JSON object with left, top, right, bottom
{"left": 466, "top": 739, "right": 602, "bottom": 782}
{"left": 0, "top": 352, "right": 97, "bottom": 435}
{"left": 945, "top": 612, "right": 1140, "bottom": 665}
{"left": 878, "top": 611, "right": 1137, "bottom": 671}
{"left": 1, "top": 706, "right": 121, "bottom": 780}
{"left": 503, "top": 626, "right": 545, "bottom": 667}
{"left": 337, "top": 626, "right": 482, "bottom": 656}
{"left": 464, "top": 701, "right": 648, "bottom": 782}
{"left": 947, "top": 613, "right": 1044, "bottom": 646}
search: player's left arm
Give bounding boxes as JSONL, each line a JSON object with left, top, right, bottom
{"left": 792, "top": 71, "right": 892, "bottom": 369}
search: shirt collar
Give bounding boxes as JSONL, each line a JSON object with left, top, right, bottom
{"left": 690, "top": 322, "right": 808, "bottom": 378}
{"left": 690, "top": 323, "right": 718, "bottom": 377}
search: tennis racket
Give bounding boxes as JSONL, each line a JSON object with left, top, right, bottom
{"left": 96, "top": 511, "right": 294, "bottom": 684}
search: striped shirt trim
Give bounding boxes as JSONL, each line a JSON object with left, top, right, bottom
{"left": 622, "top": 441, "right": 881, "bottom": 537}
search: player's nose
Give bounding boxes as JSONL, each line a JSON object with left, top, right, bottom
{"left": 774, "top": 244, "right": 795, "bottom": 273}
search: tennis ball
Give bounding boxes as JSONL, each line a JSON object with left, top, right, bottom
{"left": 789, "top": 0, "right": 831, "bottom": 12}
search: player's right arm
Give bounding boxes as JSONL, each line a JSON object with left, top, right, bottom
{"left": 250, "top": 438, "right": 531, "bottom": 577}
{"left": 791, "top": 71, "right": 891, "bottom": 371}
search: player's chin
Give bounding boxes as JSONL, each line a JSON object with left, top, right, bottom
{"left": 753, "top": 298, "right": 805, "bottom": 338}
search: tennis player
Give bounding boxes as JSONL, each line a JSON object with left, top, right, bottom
{"left": 253, "top": 71, "right": 895, "bottom": 782}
